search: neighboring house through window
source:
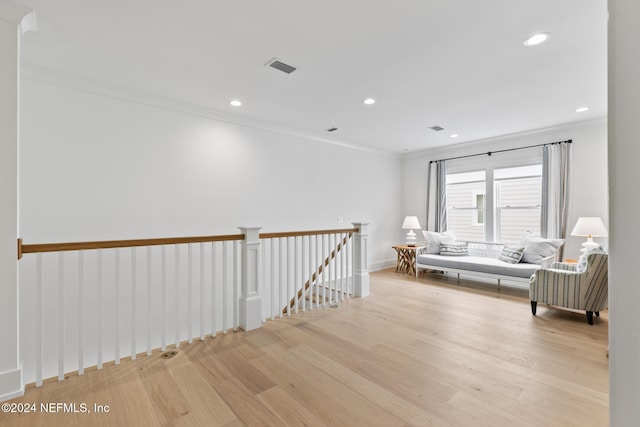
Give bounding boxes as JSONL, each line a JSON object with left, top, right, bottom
{"left": 444, "top": 157, "right": 542, "bottom": 244}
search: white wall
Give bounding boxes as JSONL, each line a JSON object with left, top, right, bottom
{"left": 401, "top": 119, "right": 608, "bottom": 257}
{"left": 0, "top": 16, "right": 21, "bottom": 402}
{"left": 609, "top": 1, "right": 640, "bottom": 425}
{"left": 19, "top": 79, "right": 401, "bottom": 270}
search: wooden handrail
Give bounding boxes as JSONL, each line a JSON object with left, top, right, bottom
{"left": 18, "top": 234, "right": 245, "bottom": 257}
{"left": 17, "top": 227, "right": 361, "bottom": 259}
{"left": 259, "top": 227, "right": 358, "bottom": 239}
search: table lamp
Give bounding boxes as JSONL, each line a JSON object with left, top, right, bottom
{"left": 402, "top": 216, "right": 421, "bottom": 246}
{"left": 571, "top": 217, "right": 608, "bottom": 252}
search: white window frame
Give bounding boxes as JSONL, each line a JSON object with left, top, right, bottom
{"left": 443, "top": 150, "right": 543, "bottom": 243}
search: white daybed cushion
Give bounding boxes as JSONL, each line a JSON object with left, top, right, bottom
{"left": 417, "top": 254, "right": 540, "bottom": 279}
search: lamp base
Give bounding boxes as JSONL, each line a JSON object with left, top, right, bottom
{"left": 405, "top": 229, "right": 417, "bottom": 247}
{"left": 580, "top": 237, "right": 600, "bottom": 252}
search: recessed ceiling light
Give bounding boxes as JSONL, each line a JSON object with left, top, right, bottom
{"left": 523, "top": 32, "right": 550, "bottom": 47}
{"left": 363, "top": 98, "right": 376, "bottom": 105}
{"left": 230, "top": 99, "right": 242, "bottom": 107}
{"left": 576, "top": 107, "right": 589, "bottom": 113}
{"left": 450, "top": 134, "right": 459, "bottom": 139}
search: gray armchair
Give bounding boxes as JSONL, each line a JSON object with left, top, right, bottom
{"left": 529, "top": 253, "right": 608, "bottom": 324}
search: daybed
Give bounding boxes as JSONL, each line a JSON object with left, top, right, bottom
{"left": 415, "top": 231, "right": 564, "bottom": 288}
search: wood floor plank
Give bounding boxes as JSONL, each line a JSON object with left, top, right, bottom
{"left": 168, "top": 362, "right": 238, "bottom": 426}
{"left": 136, "top": 355, "right": 191, "bottom": 424}
{"left": 256, "top": 386, "right": 327, "bottom": 427}
{"left": 289, "top": 343, "right": 453, "bottom": 426}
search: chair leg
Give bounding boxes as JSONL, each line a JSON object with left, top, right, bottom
{"left": 595, "top": 311, "right": 600, "bottom": 317}
{"left": 586, "top": 311, "right": 594, "bottom": 325}
{"left": 531, "top": 301, "right": 537, "bottom": 315}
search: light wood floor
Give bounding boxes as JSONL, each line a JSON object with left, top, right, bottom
{"left": 1, "top": 269, "right": 609, "bottom": 427}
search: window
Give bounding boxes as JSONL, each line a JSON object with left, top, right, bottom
{"left": 495, "top": 165, "right": 542, "bottom": 244}
{"left": 446, "top": 170, "right": 486, "bottom": 242}
{"left": 445, "top": 163, "right": 542, "bottom": 244}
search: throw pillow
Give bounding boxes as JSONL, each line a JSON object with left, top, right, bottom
{"left": 576, "top": 244, "right": 607, "bottom": 273}
{"left": 519, "top": 232, "right": 564, "bottom": 264}
{"left": 499, "top": 245, "right": 525, "bottom": 264}
{"left": 423, "top": 230, "right": 456, "bottom": 254}
{"left": 440, "top": 242, "right": 469, "bottom": 256}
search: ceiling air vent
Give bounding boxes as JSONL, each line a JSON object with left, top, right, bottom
{"left": 429, "top": 125, "right": 444, "bottom": 132}
{"left": 266, "top": 58, "right": 297, "bottom": 74}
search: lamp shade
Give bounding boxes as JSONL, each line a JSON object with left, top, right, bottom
{"left": 571, "top": 217, "right": 608, "bottom": 237}
{"left": 402, "top": 216, "right": 421, "bottom": 230}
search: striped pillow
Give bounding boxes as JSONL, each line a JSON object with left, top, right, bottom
{"left": 499, "top": 245, "right": 525, "bottom": 264}
{"left": 440, "top": 242, "right": 469, "bottom": 256}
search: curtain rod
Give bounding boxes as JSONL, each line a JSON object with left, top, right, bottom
{"left": 428, "top": 139, "right": 572, "bottom": 164}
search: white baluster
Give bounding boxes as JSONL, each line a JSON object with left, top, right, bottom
{"left": 279, "top": 237, "right": 284, "bottom": 318}
{"left": 146, "top": 246, "right": 152, "bottom": 355}
{"left": 211, "top": 242, "right": 217, "bottom": 337}
{"left": 341, "top": 233, "right": 345, "bottom": 301}
{"left": 200, "top": 242, "right": 205, "bottom": 341}
{"left": 131, "top": 248, "right": 137, "bottom": 359}
{"left": 187, "top": 244, "right": 193, "bottom": 344}
{"left": 233, "top": 240, "right": 238, "bottom": 331}
{"left": 287, "top": 237, "right": 292, "bottom": 316}
{"left": 336, "top": 234, "right": 340, "bottom": 299}
{"left": 294, "top": 236, "right": 299, "bottom": 314}
{"left": 271, "top": 238, "right": 276, "bottom": 320}
{"left": 316, "top": 234, "right": 320, "bottom": 307}
{"left": 160, "top": 246, "right": 166, "bottom": 352}
{"left": 97, "top": 250, "right": 103, "bottom": 369}
{"left": 222, "top": 241, "right": 228, "bottom": 334}
{"left": 58, "top": 253, "right": 64, "bottom": 381}
{"left": 308, "top": 236, "right": 313, "bottom": 310}
{"left": 338, "top": 233, "right": 342, "bottom": 301}
{"left": 302, "top": 236, "right": 307, "bottom": 311}
{"left": 78, "top": 252, "right": 84, "bottom": 374}
{"left": 322, "top": 234, "right": 327, "bottom": 307}
{"left": 115, "top": 249, "right": 120, "bottom": 364}
{"left": 36, "top": 254, "right": 43, "bottom": 387}
{"left": 261, "top": 239, "right": 266, "bottom": 322}
{"left": 347, "top": 233, "right": 352, "bottom": 298}
{"left": 329, "top": 234, "right": 334, "bottom": 305}
{"left": 174, "top": 245, "right": 180, "bottom": 348}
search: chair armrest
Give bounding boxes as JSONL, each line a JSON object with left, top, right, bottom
{"left": 550, "top": 262, "right": 577, "bottom": 271}
{"left": 530, "top": 268, "right": 585, "bottom": 309}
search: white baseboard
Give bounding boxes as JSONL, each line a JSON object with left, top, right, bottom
{"left": 369, "top": 258, "right": 396, "bottom": 272}
{"left": 0, "top": 365, "right": 24, "bottom": 402}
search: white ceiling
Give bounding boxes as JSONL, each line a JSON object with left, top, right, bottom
{"left": 17, "top": 0, "right": 608, "bottom": 153}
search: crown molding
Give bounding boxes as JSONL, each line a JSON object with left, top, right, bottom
{"left": 20, "top": 64, "right": 400, "bottom": 159}
{"left": 402, "top": 117, "right": 608, "bottom": 160}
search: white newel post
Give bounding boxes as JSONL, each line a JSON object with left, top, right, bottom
{"left": 351, "top": 222, "right": 370, "bottom": 297}
{"left": 238, "top": 227, "right": 262, "bottom": 331}
{"left": 0, "top": 2, "right": 36, "bottom": 402}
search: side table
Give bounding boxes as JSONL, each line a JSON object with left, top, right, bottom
{"left": 392, "top": 245, "right": 425, "bottom": 275}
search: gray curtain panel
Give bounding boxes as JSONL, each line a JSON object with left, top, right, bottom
{"left": 426, "top": 160, "right": 448, "bottom": 232}
{"left": 541, "top": 141, "right": 572, "bottom": 259}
